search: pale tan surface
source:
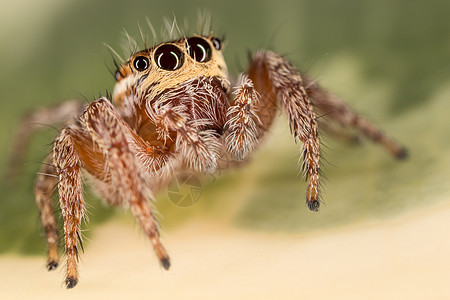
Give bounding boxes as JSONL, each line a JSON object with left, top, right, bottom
{"left": 1, "top": 201, "right": 450, "bottom": 300}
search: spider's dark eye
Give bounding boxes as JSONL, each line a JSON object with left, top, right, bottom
{"left": 133, "top": 56, "right": 149, "bottom": 71}
{"left": 211, "top": 37, "right": 222, "bottom": 50}
{"left": 186, "top": 37, "right": 212, "bottom": 63}
{"left": 154, "top": 45, "right": 184, "bottom": 71}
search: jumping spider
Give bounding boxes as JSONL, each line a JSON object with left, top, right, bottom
{"left": 19, "top": 30, "right": 406, "bottom": 288}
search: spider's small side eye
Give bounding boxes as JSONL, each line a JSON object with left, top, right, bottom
{"left": 211, "top": 37, "right": 222, "bottom": 50}
{"left": 186, "top": 37, "right": 212, "bottom": 63}
{"left": 154, "top": 45, "right": 184, "bottom": 71}
{"left": 114, "top": 70, "right": 121, "bottom": 81}
{"left": 133, "top": 56, "right": 149, "bottom": 71}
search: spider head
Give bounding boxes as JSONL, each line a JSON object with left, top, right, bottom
{"left": 112, "top": 35, "right": 228, "bottom": 107}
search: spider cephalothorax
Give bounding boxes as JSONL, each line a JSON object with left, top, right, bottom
{"left": 21, "top": 29, "right": 406, "bottom": 288}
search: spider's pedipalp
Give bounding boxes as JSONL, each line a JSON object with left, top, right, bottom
{"left": 149, "top": 77, "right": 228, "bottom": 173}
{"left": 225, "top": 74, "right": 261, "bottom": 161}
{"left": 157, "top": 105, "right": 221, "bottom": 173}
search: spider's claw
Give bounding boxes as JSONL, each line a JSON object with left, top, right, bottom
{"left": 46, "top": 261, "right": 58, "bottom": 271}
{"left": 395, "top": 147, "right": 409, "bottom": 160}
{"left": 307, "top": 200, "right": 320, "bottom": 212}
{"left": 161, "top": 257, "right": 171, "bottom": 270}
{"left": 65, "top": 277, "right": 78, "bottom": 289}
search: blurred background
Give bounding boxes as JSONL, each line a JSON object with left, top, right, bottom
{"left": 0, "top": 0, "right": 449, "bottom": 298}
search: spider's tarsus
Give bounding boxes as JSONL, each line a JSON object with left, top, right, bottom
{"left": 161, "top": 257, "right": 171, "bottom": 270}
{"left": 395, "top": 148, "right": 409, "bottom": 160}
{"left": 65, "top": 277, "right": 78, "bottom": 289}
{"left": 307, "top": 200, "right": 320, "bottom": 212}
{"left": 47, "top": 261, "right": 58, "bottom": 271}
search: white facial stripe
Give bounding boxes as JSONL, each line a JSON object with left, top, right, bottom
{"left": 112, "top": 75, "right": 135, "bottom": 100}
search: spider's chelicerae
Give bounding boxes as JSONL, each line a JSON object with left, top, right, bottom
{"left": 24, "top": 28, "right": 407, "bottom": 288}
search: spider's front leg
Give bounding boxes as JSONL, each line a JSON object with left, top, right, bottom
{"left": 82, "top": 99, "right": 170, "bottom": 269}
{"left": 54, "top": 98, "right": 170, "bottom": 288}
{"left": 228, "top": 51, "right": 321, "bottom": 211}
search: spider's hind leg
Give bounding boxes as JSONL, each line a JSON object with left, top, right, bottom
{"left": 6, "top": 100, "right": 85, "bottom": 183}
{"left": 304, "top": 77, "right": 408, "bottom": 159}
{"left": 35, "top": 155, "right": 60, "bottom": 270}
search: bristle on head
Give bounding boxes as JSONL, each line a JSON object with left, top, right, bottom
{"left": 108, "top": 12, "right": 219, "bottom": 61}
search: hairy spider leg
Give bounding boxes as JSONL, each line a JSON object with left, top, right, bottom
{"left": 7, "top": 100, "right": 85, "bottom": 183}
{"left": 34, "top": 155, "right": 60, "bottom": 270}
{"left": 53, "top": 127, "right": 85, "bottom": 288}
{"left": 83, "top": 99, "right": 170, "bottom": 269}
{"left": 304, "top": 77, "right": 408, "bottom": 159}
{"left": 246, "top": 50, "right": 321, "bottom": 211}
{"left": 24, "top": 100, "right": 85, "bottom": 272}
{"left": 53, "top": 98, "right": 171, "bottom": 288}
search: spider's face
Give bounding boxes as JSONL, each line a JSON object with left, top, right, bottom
{"left": 112, "top": 35, "right": 228, "bottom": 107}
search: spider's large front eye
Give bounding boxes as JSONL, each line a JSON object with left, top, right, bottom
{"left": 186, "top": 37, "right": 212, "bottom": 63}
{"left": 133, "top": 56, "right": 149, "bottom": 71}
{"left": 154, "top": 45, "right": 184, "bottom": 71}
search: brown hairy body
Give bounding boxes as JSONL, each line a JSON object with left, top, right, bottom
{"left": 15, "top": 30, "right": 406, "bottom": 288}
